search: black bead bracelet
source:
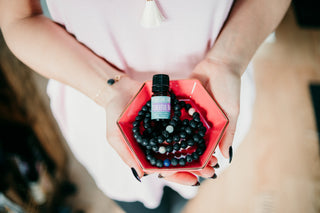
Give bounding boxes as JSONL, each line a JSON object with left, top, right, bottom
{"left": 132, "top": 92, "right": 207, "bottom": 168}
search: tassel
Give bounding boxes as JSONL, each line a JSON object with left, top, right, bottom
{"left": 140, "top": 0, "right": 165, "bottom": 28}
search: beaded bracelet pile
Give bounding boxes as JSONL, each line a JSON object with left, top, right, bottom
{"left": 132, "top": 92, "right": 207, "bottom": 168}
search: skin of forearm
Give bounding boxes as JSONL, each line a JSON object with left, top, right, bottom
{"left": 207, "top": 0, "right": 291, "bottom": 74}
{"left": 1, "top": 15, "right": 121, "bottom": 107}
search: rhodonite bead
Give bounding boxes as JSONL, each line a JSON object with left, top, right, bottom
{"left": 159, "top": 146, "right": 166, "bottom": 154}
{"left": 188, "top": 108, "right": 196, "bottom": 116}
{"left": 171, "top": 158, "right": 178, "bottom": 166}
{"left": 163, "top": 159, "right": 171, "bottom": 167}
{"left": 166, "top": 125, "right": 174, "bottom": 133}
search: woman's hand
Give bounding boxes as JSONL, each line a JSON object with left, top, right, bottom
{"left": 191, "top": 58, "right": 241, "bottom": 161}
{"left": 104, "top": 76, "right": 145, "bottom": 180}
{"left": 158, "top": 58, "right": 241, "bottom": 185}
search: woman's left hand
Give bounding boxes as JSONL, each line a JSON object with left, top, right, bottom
{"left": 158, "top": 58, "right": 241, "bottom": 185}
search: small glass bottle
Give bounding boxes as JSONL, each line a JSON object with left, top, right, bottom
{"left": 151, "top": 74, "right": 171, "bottom": 120}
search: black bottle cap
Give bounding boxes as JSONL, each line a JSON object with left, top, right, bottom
{"left": 152, "top": 74, "right": 170, "bottom": 93}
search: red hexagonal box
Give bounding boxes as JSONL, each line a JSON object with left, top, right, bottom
{"left": 117, "top": 79, "right": 228, "bottom": 172}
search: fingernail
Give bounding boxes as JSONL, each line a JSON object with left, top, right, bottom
{"left": 158, "top": 174, "right": 164, "bottom": 179}
{"left": 192, "top": 181, "right": 200, "bottom": 186}
{"left": 229, "top": 146, "right": 233, "bottom": 163}
{"left": 211, "top": 173, "right": 217, "bottom": 179}
{"left": 143, "top": 173, "right": 148, "bottom": 177}
{"left": 131, "top": 168, "right": 141, "bottom": 182}
{"left": 213, "top": 163, "right": 220, "bottom": 169}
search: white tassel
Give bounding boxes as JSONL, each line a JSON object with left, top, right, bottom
{"left": 140, "top": 0, "right": 165, "bottom": 28}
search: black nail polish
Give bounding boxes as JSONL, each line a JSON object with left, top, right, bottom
{"left": 211, "top": 173, "right": 217, "bottom": 179}
{"left": 143, "top": 173, "right": 149, "bottom": 177}
{"left": 192, "top": 181, "right": 200, "bottom": 186}
{"left": 229, "top": 146, "right": 233, "bottom": 163}
{"left": 213, "top": 163, "right": 220, "bottom": 169}
{"left": 131, "top": 168, "right": 141, "bottom": 182}
{"left": 158, "top": 174, "right": 164, "bottom": 178}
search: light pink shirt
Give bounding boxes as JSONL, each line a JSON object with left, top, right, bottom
{"left": 46, "top": 0, "right": 253, "bottom": 208}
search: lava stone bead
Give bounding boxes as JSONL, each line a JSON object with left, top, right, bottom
{"left": 186, "top": 155, "right": 193, "bottom": 163}
{"left": 174, "top": 111, "right": 181, "bottom": 117}
{"left": 162, "top": 130, "right": 170, "bottom": 138}
{"left": 169, "top": 120, "right": 177, "bottom": 127}
{"left": 145, "top": 112, "right": 151, "bottom": 118}
{"left": 150, "top": 157, "right": 156, "bottom": 165}
{"left": 166, "top": 145, "right": 173, "bottom": 153}
{"left": 171, "top": 158, "right": 178, "bottom": 166}
{"left": 146, "top": 100, "right": 151, "bottom": 107}
{"left": 172, "top": 115, "right": 180, "bottom": 122}
{"left": 143, "top": 117, "right": 150, "bottom": 124}
{"left": 198, "top": 138, "right": 205, "bottom": 144}
{"left": 145, "top": 149, "right": 152, "bottom": 155}
{"left": 163, "top": 159, "right": 171, "bottom": 167}
{"left": 135, "top": 115, "right": 143, "bottom": 121}
{"left": 142, "top": 139, "right": 148, "bottom": 146}
{"left": 180, "top": 126, "right": 186, "bottom": 132}
{"left": 166, "top": 137, "right": 173, "bottom": 143}
{"left": 196, "top": 147, "right": 205, "bottom": 155}
{"left": 179, "top": 131, "right": 187, "bottom": 139}
{"left": 182, "top": 119, "right": 189, "bottom": 126}
{"left": 179, "top": 158, "right": 186, "bottom": 166}
{"left": 138, "top": 110, "right": 145, "bottom": 116}
{"left": 146, "top": 145, "right": 152, "bottom": 150}
{"left": 187, "top": 139, "right": 195, "bottom": 146}
{"left": 189, "top": 120, "right": 197, "bottom": 128}
{"left": 193, "top": 134, "right": 200, "bottom": 142}
{"left": 146, "top": 154, "right": 152, "bottom": 160}
{"left": 136, "top": 136, "right": 143, "bottom": 144}
{"left": 157, "top": 135, "right": 165, "bottom": 143}
{"left": 192, "top": 152, "right": 199, "bottom": 160}
{"left": 173, "top": 105, "right": 181, "bottom": 111}
{"left": 185, "top": 126, "right": 192, "bottom": 135}
{"left": 180, "top": 141, "right": 188, "bottom": 149}
{"left": 156, "top": 159, "right": 163, "bottom": 168}
{"left": 197, "top": 122, "right": 204, "bottom": 128}
{"left": 193, "top": 116, "right": 201, "bottom": 123}
{"left": 193, "top": 112, "right": 200, "bottom": 118}
{"left": 173, "top": 143, "right": 180, "bottom": 151}
{"left": 199, "top": 129, "right": 206, "bottom": 137}
{"left": 149, "top": 138, "right": 157, "bottom": 146}
{"left": 152, "top": 145, "right": 159, "bottom": 152}
{"left": 185, "top": 104, "right": 192, "bottom": 110}
{"left": 173, "top": 134, "right": 180, "bottom": 142}
{"left": 142, "top": 105, "right": 148, "bottom": 111}
{"left": 133, "top": 121, "right": 140, "bottom": 127}
{"left": 143, "top": 123, "right": 151, "bottom": 129}
{"left": 179, "top": 101, "right": 186, "bottom": 108}
{"left": 132, "top": 127, "right": 139, "bottom": 133}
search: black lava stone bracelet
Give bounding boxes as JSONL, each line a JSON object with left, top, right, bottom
{"left": 132, "top": 92, "right": 207, "bottom": 168}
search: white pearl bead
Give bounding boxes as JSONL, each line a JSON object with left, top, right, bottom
{"left": 159, "top": 146, "right": 166, "bottom": 154}
{"left": 188, "top": 108, "right": 196, "bottom": 116}
{"left": 166, "top": 125, "right": 174, "bottom": 133}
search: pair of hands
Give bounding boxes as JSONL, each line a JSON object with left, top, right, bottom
{"left": 105, "top": 58, "right": 241, "bottom": 185}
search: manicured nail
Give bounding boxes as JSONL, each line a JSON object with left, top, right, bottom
{"left": 158, "top": 174, "right": 164, "bottom": 178}
{"left": 131, "top": 168, "right": 141, "bottom": 182}
{"left": 211, "top": 173, "right": 217, "bottom": 179}
{"left": 213, "top": 163, "right": 220, "bottom": 169}
{"left": 192, "top": 181, "right": 200, "bottom": 186}
{"left": 143, "top": 173, "right": 148, "bottom": 177}
{"left": 229, "top": 146, "right": 233, "bottom": 163}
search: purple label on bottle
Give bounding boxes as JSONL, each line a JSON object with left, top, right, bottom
{"left": 151, "top": 96, "right": 171, "bottom": 120}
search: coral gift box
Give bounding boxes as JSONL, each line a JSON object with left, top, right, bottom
{"left": 117, "top": 79, "right": 228, "bottom": 173}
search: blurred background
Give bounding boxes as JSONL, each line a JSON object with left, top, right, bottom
{"left": 0, "top": 1, "right": 319, "bottom": 212}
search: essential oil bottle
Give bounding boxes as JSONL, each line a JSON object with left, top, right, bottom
{"left": 151, "top": 74, "right": 171, "bottom": 120}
